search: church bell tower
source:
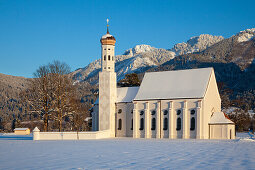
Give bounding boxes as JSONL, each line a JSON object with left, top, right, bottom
{"left": 98, "top": 19, "right": 117, "bottom": 137}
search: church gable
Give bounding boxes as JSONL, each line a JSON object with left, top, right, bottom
{"left": 134, "top": 67, "right": 213, "bottom": 101}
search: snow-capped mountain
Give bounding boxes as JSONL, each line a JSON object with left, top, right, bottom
{"left": 236, "top": 28, "right": 255, "bottom": 42}
{"left": 72, "top": 45, "right": 175, "bottom": 84}
{"left": 170, "top": 34, "right": 224, "bottom": 56}
{"left": 72, "top": 28, "right": 255, "bottom": 84}
{"left": 123, "top": 44, "right": 156, "bottom": 56}
{"left": 72, "top": 34, "right": 224, "bottom": 84}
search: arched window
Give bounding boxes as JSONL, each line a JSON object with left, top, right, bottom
{"left": 139, "top": 118, "right": 144, "bottom": 130}
{"left": 118, "top": 119, "right": 122, "bottom": 130}
{"left": 190, "top": 117, "right": 195, "bottom": 131}
{"left": 176, "top": 117, "right": 181, "bottom": 131}
{"left": 191, "top": 109, "right": 195, "bottom": 115}
{"left": 163, "top": 118, "right": 168, "bottom": 130}
{"left": 151, "top": 110, "right": 156, "bottom": 115}
{"left": 164, "top": 110, "right": 168, "bottom": 115}
{"left": 118, "top": 109, "right": 122, "bottom": 114}
{"left": 151, "top": 118, "right": 156, "bottom": 130}
{"left": 104, "top": 55, "right": 106, "bottom": 61}
{"left": 131, "top": 119, "right": 133, "bottom": 130}
{"left": 140, "top": 110, "right": 144, "bottom": 115}
{"left": 177, "top": 110, "right": 181, "bottom": 115}
{"left": 108, "top": 55, "right": 111, "bottom": 60}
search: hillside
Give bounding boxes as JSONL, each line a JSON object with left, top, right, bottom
{"left": 0, "top": 73, "right": 97, "bottom": 131}
{"left": 0, "top": 74, "right": 31, "bottom": 126}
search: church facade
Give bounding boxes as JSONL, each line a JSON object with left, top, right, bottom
{"left": 91, "top": 24, "right": 235, "bottom": 140}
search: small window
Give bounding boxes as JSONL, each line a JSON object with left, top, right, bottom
{"left": 108, "top": 48, "right": 110, "bottom": 50}
{"left": 151, "top": 118, "right": 156, "bottom": 130}
{"left": 176, "top": 117, "right": 181, "bottom": 131}
{"left": 177, "top": 110, "right": 181, "bottom": 115}
{"left": 104, "top": 55, "right": 106, "bottom": 61}
{"left": 131, "top": 119, "right": 133, "bottom": 130}
{"left": 104, "top": 67, "right": 106, "bottom": 69}
{"left": 131, "top": 110, "right": 133, "bottom": 114}
{"left": 108, "top": 55, "right": 111, "bottom": 60}
{"left": 118, "top": 119, "right": 122, "bottom": 130}
{"left": 108, "top": 67, "right": 110, "bottom": 69}
{"left": 118, "top": 109, "right": 122, "bottom": 114}
{"left": 140, "top": 110, "right": 144, "bottom": 115}
{"left": 191, "top": 109, "right": 195, "bottom": 115}
{"left": 104, "top": 48, "right": 106, "bottom": 50}
{"left": 164, "top": 110, "right": 168, "bottom": 115}
{"left": 190, "top": 117, "right": 195, "bottom": 131}
{"left": 163, "top": 118, "right": 168, "bottom": 130}
{"left": 112, "top": 56, "right": 114, "bottom": 61}
{"left": 139, "top": 118, "right": 144, "bottom": 130}
{"left": 151, "top": 110, "right": 156, "bottom": 115}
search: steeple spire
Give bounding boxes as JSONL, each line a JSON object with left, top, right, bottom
{"left": 107, "top": 18, "right": 109, "bottom": 34}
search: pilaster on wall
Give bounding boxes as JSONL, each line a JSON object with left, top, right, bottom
{"left": 133, "top": 102, "right": 139, "bottom": 138}
{"left": 145, "top": 102, "right": 150, "bottom": 138}
{"left": 169, "top": 101, "right": 175, "bottom": 139}
{"left": 182, "top": 101, "right": 189, "bottom": 139}
{"left": 156, "top": 101, "right": 161, "bottom": 138}
{"left": 196, "top": 100, "right": 202, "bottom": 139}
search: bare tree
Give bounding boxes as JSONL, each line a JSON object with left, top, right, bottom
{"left": 20, "top": 65, "right": 53, "bottom": 131}
{"left": 21, "top": 60, "right": 91, "bottom": 132}
{"left": 49, "top": 61, "right": 72, "bottom": 132}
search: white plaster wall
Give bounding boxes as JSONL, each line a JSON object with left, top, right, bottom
{"left": 150, "top": 102, "right": 157, "bottom": 138}
{"left": 33, "top": 130, "right": 111, "bottom": 140}
{"left": 135, "top": 102, "right": 147, "bottom": 138}
{"left": 203, "top": 70, "right": 221, "bottom": 139}
{"left": 133, "top": 99, "right": 201, "bottom": 139}
{"left": 116, "top": 103, "right": 127, "bottom": 137}
{"left": 125, "top": 103, "right": 134, "bottom": 137}
{"left": 115, "top": 103, "right": 134, "bottom": 137}
{"left": 209, "top": 124, "right": 235, "bottom": 139}
{"left": 99, "top": 71, "right": 116, "bottom": 137}
{"left": 101, "top": 44, "right": 115, "bottom": 72}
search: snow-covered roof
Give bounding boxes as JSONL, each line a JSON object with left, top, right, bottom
{"left": 134, "top": 67, "right": 213, "bottom": 101}
{"left": 94, "top": 86, "right": 139, "bottom": 105}
{"left": 101, "top": 33, "right": 114, "bottom": 39}
{"left": 14, "top": 128, "right": 29, "bottom": 131}
{"left": 117, "top": 87, "right": 139, "bottom": 103}
{"left": 209, "top": 112, "right": 234, "bottom": 124}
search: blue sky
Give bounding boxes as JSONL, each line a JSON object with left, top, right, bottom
{"left": 0, "top": 0, "right": 254, "bottom": 78}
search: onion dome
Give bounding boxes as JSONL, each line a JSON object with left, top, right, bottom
{"left": 100, "top": 19, "right": 116, "bottom": 45}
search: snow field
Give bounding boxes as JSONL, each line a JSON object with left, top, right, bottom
{"left": 0, "top": 133, "right": 254, "bottom": 169}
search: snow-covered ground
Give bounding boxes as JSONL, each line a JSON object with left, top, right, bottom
{"left": 0, "top": 133, "right": 254, "bottom": 169}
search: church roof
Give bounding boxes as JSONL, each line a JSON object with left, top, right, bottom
{"left": 209, "top": 112, "right": 234, "bottom": 124}
{"left": 134, "top": 67, "right": 213, "bottom": 101}
{"left": 14, "top": 128, "right": 29, "bottom": 131}
{"left": 94, "top": 86, "right": 139, "bottom": 105}
{"left": 117, "top": 86, "right": 139, "bottom": 103}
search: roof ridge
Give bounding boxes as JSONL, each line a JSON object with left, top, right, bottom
{"left": 144, "top": 67, "right": 213, "bottom": 75}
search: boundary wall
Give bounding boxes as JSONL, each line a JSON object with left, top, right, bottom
{"left": 33, "top": 127, "right": 111, "bottom": 140}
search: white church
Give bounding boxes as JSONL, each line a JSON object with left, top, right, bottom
{"left": 91, "top": 23, "right": 235, "bottom": 140}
